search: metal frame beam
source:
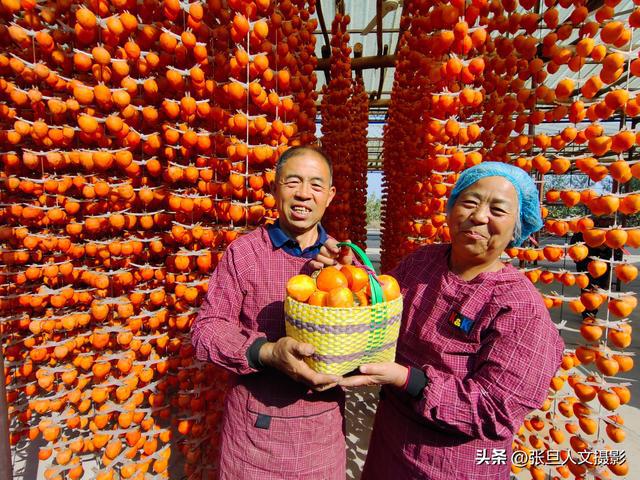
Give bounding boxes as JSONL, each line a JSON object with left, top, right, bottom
{"left": 316, "top": 54, "right": 396, "bottom": 71}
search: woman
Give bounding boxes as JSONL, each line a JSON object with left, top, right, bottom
{"left": 320, "top": 162, "right": 565, "bottom": 479}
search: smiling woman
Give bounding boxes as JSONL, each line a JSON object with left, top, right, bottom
{"left": 447, "top": 161, "right": 542, "bottom": 248}
{"left": 319, "top": 161, "right": 564, "bottom": 480}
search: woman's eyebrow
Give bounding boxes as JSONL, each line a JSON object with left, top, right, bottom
{"left": 461, "top": 191, "right": 516, "bottom": 207}
{"left": 491, "top": 196, "right": 517, "bottom": 206}
{"left": 460, "top": 191, "right": 482, "bottom": 200}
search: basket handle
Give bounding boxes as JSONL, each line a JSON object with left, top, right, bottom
{"left": 336, "top": 242, "right": 385, "bottom": 305}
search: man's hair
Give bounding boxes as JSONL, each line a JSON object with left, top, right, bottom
{"left": 274, "top": 146, "right": 333, "bottom": 185}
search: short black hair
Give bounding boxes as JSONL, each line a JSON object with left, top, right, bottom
{"left": 274, "top": 146, "right": 333, "bottom": 185}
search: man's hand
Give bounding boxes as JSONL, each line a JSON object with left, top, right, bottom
{"left": 259, "top": 337, "right": 341, "bottom": 391}
{"left": 309, "top": 238, "right": 353, "bottom": 270}
{"left": 338, "top": 362, "right": 408, "bottom": 388}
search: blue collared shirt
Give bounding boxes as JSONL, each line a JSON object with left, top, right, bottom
{"left": 266, "top": 220, "right": 328, "bottom": 258}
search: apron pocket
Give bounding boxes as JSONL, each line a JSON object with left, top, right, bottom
{"left": 246, "top": 388, "right": 340, "bottom": 419}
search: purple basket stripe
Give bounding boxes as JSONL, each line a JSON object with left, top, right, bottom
{"left": 312, "top": 341, "right": 397, "bottom": 364}
{"left": 286, "top": 314, "right": 400, "bottom": 334}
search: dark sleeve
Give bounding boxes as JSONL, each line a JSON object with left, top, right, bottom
{"left": 246, "top": 337, "right": 269, "bottom": 369}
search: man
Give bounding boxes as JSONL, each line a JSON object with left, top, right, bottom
{"left": 191, "top": 146, "right": 347, "bottom": 479}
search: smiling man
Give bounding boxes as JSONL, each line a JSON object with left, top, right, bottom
{"left": 191, "top": 146, "right": 347, "bottom": 479}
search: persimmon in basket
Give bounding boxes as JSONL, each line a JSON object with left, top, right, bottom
{"left": 286, "top": 267, "right": 400, "bottom": 307}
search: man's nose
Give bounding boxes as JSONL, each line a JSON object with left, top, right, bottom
{"left": 294, "top": 181, "right": 313, "bottom": 198}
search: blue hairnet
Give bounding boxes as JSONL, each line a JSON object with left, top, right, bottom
{"left": 447, "top": 162, "right": 543, "bottom": 246}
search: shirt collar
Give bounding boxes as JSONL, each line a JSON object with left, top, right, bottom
{"left": 267, "top": 220, "right": 328, "bottom": 251}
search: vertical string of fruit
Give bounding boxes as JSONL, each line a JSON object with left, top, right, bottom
{"left": 347, "top": 75, "right": 368, "bottom": 248}
{"left": 380, "top": 0, "right": 486, "bottom": 271}
{"left": 421, "top": 1, "right": 486, "bottom": 247}
{"left": 167, "top": 2, "right": 228, "bottom": 478}
{"left": 320, "top": 12, "right": 356, "bottom": 243}
{"left": 318, "top": 13, "right": 367, "bottom": 247}
{"left": 379, "top": 0, "right": 431, "bottom": 272}
{"left": 280, "top": 0, "right": 319, "bottom": 147}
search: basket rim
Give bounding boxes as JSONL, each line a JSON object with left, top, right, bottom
{"left": 285, "top": 294, "right": 403, "bottom": 310}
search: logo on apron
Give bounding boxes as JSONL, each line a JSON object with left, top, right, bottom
{"left": 449, "top": 310, "right": 475, "bottom": 335}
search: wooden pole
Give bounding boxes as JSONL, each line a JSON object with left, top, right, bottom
{"left": 376, "top": 0, "right": 383, "bottom": 57}
{"left": 0, "top": 347, "right": 13, "bottom": 480}
{"left": 375, "top": 45, "right": 389, "bottom": 100}
{"left": 316, "top": 0, "right": 332, "bottom": 84}
{"left": 316, "top": 0, "right": 331, "bottom": 50}
{"left": 353, "top": 42, "right": 363, "bottom": 80}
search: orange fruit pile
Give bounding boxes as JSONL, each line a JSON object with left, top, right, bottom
{"left": 286, "top": 266, "right": 400, "bottom": 308}
{"left": 0, "top": 0, "right": 318, "bottom": 476}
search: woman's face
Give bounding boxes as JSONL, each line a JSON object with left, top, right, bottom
{"left": 447, "top": 176, "right": 519, "bottom": 263}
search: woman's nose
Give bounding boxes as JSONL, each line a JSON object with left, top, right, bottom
{"left": 469, "top": 205, "right": 489, "bottom": 223}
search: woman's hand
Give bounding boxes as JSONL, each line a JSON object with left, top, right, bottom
{"left": 309, "top": 238, "right": 353, "bottom": 270}
{"left": 339, "top": 362, "right": 409, "bottom": 388}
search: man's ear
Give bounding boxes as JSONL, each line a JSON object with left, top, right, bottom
{"left": 326, "top": 185, "right": 337, "bottom": 207}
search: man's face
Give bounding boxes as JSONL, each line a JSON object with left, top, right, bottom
{"left": 447, "top": 176, "right": 519, "bottom": 261}
{"left": 274, "top": 152, "right": 336, "bottom": 236}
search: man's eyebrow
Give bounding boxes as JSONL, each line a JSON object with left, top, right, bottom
{"left": 282, "top": 174, "right": 327, "bottom": 183}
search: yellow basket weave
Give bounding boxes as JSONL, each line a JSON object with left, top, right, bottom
{"left": 284, "top": 295, "right": 403, "bottom": 375}
{"left": 284, "top": 242, "right": 403, "bottom": 376}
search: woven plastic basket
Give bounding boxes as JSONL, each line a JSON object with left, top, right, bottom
{"left": 284, "top": 242, "right": 403, "bottom": 375}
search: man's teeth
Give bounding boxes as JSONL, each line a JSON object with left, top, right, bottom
{"left": 293, "top": 207, "right": 310, "bottom": 213}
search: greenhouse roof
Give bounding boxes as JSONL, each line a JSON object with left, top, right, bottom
{"left": 312, "top": 0, "right": 402, "bottom": 108}
{"left": 310, "top": 0, "right": 639, "bottom": 170}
